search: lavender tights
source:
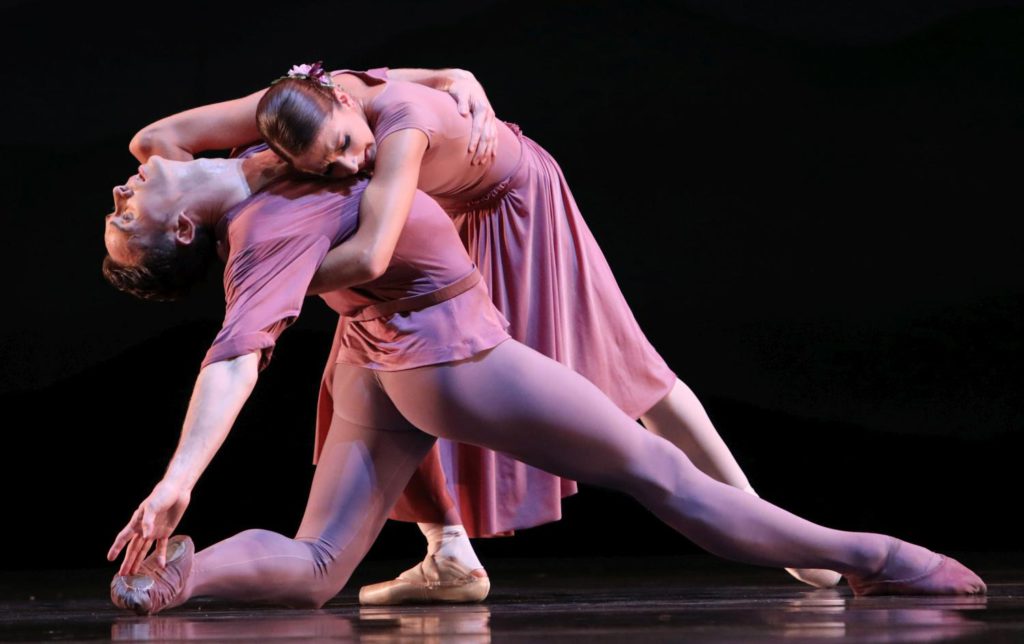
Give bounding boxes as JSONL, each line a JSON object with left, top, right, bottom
{"left": 176, "top": 340, "right": 933, "bottom": 609}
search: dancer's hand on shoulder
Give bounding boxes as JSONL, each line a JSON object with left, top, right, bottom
{"left": 445, "top": 70, "right": 498, "bottom": 165}
{"left": 107, "top": 480, "right": 192, "bottom": 576}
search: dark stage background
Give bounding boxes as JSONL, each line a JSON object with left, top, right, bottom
{"left": 0, "top": 0, "right": 1021, "bottom": 572}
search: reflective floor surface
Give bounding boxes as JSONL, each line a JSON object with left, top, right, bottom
{"left": 3, "top": 556, "right": 1022, "bottom": 642}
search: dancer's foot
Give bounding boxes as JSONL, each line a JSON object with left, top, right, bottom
{"left": 847, "top": 538, "right": 986, "bottom": 596}
{"left": 359, "top": 555, "right": 490, "bottom": 605}
{"left": 785, "top": 567, "right": 843, "bottom": 588}
{"left": 110, "top": 535, "right": 194, "bottom": 615}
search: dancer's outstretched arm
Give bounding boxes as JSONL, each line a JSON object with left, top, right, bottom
{"left": 129, "top": 68, "right": 495, "bottom": 163}
{"left": 129, "top": 86, "right": 263, "bottom": 162}
{"left": 106, "top": 352, "right": 259, "bottom": 576}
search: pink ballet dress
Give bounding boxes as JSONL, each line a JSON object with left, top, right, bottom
{"left": 337, "top": 69, "right": 677, "bottom": 537}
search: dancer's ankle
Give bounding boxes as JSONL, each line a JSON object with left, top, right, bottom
{"left": 417, "top": 522, "right": 445, "bottom": 553}
{"left": 848, "top": 535, "right": 902, "bottom": 579}
{"left": 416, "top": 523, "right": 484, "bottom": 573}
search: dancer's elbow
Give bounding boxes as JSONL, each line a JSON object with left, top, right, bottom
{"left": 203, "top": 353, "right": 260, "bottom": 392}
{"left": 129, "top": 129, "right": 158, "bottom": 161}
{"left": 362, "top": 255, "right": 389, "bottom": 282}
{"left": 130, "top": 127, "right": 187, "bottom": 162}
{"left": 352, "top": 247, "right": 389, "bottom": 283}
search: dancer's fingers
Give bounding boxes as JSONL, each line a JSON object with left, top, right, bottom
{"left": 456, "top": 92, "right": 471, "bottom": 116}
{"left": 109, "top": 508, "right": 143, "bottom": 563}
{"left": 108, "top": 524, "right": 136, "bottom": 562}
{"left": 118, "top": 536, "right": 142, "bottom": 576}
{"left": 470, "top": 108, "right": 488, "bottom": 164}
{"left": 132, "top": 539, "right": 154, "bottom": 575}
{"left": 123, "top": 537, "right": 152, "bottom": 576}
{"left": 155, "top": 537, "right": 169, "bottom": 569}
{"left": 481, "top": 118, "right": 499, "bottom": 164}
{"left": 141, "top": 506, "right": 156, "bottom": 540}
{"left": 468, "top": 110, "right": 484, "bottom": 158}
{"left": 481, "top": 122, "right": 498, "bottom": 163}
{"left": 120, "top": 536, "right": 143, "bottom": 575}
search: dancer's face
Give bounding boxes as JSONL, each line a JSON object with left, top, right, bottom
{"left": 289, "top": 94, "right": 375, "bottom": 179}
{"left": 104, "top": 156, "right": 189, "bottom": 265}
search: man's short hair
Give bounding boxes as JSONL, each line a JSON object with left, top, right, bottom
{"left": 102, "top": 226, "right": 216, "bottom": 301}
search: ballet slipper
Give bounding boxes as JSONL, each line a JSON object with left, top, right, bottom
{"left": 359, "top": 554, "right": 490, "bottom": 605}
{"left": 785, "top": 567, "right": 843, "bottom": 588}
{"left": 110, "top": 535, "right": 194, "bottom": 615}
{"left": 847, "top": 539, "right": 986, "bottom": 597}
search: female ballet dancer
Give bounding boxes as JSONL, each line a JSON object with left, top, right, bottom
{"left": 103, "top": 148, "right": 984, "bottom": 616}
{"left": 131, "top": 62, "right": 836, "bottom": 601}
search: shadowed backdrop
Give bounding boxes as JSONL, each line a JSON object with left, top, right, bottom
{"left": 0, "top": 0, "right": 1020, "bottom": 571}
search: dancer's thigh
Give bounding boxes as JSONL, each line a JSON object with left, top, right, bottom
{"left": 377, "top": 341, "right": 687, "bottom": 490}
{"left": 296, "top": 362, "right": 435, "bottom": 557}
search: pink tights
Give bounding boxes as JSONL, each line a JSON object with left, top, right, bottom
{"left": 181, "top": 340, "right": 900, "bottom": 609}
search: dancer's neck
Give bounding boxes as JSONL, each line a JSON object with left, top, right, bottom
{"left": 331, "top": 72, "right": 388, "bottom": 122}
{"left": 177, "top": 154, "right": 288, "bottom": 227}
{"left": 166, "top": 157, "right": 247, "bottom": 229}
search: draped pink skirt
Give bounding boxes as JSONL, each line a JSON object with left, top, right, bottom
{"left": 385, "top": 126, "right": 676, "bottom": 537}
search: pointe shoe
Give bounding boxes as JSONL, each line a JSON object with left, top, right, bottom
{"left": 359, "top": 554, "right": 490, "bottom": 605}
{"left": 110, "top": 535, "right": 194, "bottom": 615}
{"left": 847, "top": 541, "right": 986, "bottom": 597}
{"left": 785, "top": 567, "right": 843, "bottom": 588}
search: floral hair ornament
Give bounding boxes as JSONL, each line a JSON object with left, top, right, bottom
{"left": 271, "top": 61, "right": 334, "bottom": 88}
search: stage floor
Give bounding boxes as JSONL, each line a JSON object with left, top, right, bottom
{"left": 3, "top": 556, "right": 1021, "bottom": 642}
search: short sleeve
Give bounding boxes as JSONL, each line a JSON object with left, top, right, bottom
{"left": 202, "top": 235, "right": 332, "bottom": 371}
{"left": 371, "top": 92, "right": 444, "bottom": 150}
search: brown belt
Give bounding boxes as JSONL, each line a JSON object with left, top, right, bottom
{"left": 349, "top": 270, "right": 482, "bottom": 322}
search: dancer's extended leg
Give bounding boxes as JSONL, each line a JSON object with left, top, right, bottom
{"left": 377, "top": 341, "right": 983, "bottom": 593}
{"left": 642, "top": 379, "right": 842, "bottom": 588}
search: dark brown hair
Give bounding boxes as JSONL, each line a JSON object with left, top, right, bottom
{"left": 101, "top": 226, "right": 216, "bottom": 301}
{"left": 256, "top": 78, "right": 337, "bottom": 160}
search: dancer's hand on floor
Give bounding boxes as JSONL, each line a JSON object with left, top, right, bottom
{"left": 107, "top": 479, "right": 191, "bottom": 576}
{"left": 445, "top": 70, "right": 498, "bottom": 165}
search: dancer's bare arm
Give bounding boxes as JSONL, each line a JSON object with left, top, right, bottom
{"left": 306, "top": 129, "right": 427, "bottom": 294}
{"left": 130, "top": 88, "right": 266, "bottom": 162}
{"left": 107, "top": 352, "right": 259, "bottom": 575}
{"left": 130, "top": 68, "right": 496, "bottom": 163}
